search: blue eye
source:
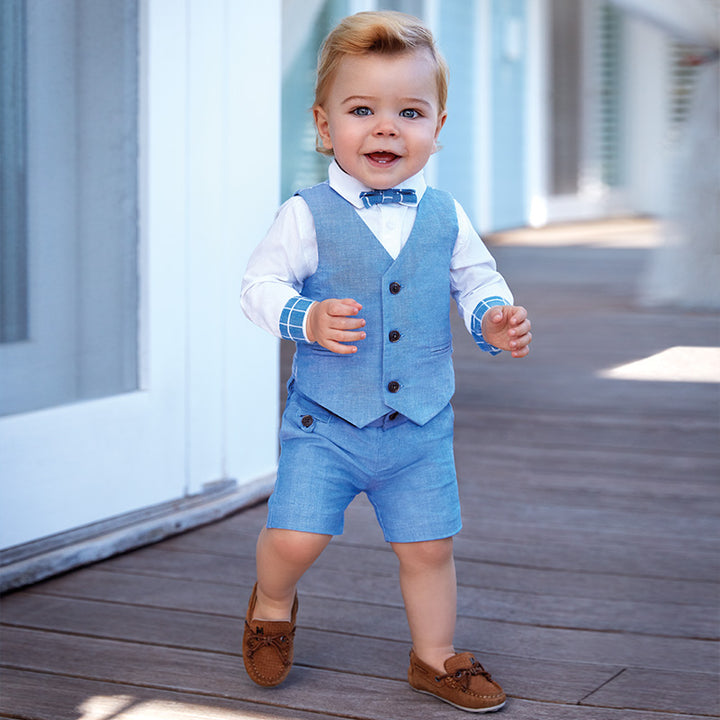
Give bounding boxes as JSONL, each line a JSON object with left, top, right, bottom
{"left": 400, "top": 109, "right": 420, "bottom": 119}
{"left": 352, "top": 107, "right": 372, "bottom": 116}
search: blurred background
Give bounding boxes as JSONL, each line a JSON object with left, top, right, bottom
{"left": 1, "top": 0, "right": 718, "bottom": 588}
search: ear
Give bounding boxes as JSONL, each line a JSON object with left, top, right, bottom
{"left": 432, "top": 110, "right": 448, "bottom": 153}
{"left": 313, "top": 106, "right": 333, "bottom": 151}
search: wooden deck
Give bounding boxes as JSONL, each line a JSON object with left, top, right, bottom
{"left": 2, "top": 219, "right": 719, "bottom": 720}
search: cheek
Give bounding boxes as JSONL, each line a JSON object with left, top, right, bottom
{"left": 408, "top": 131, "right": 438, "bottom": 156}
{"left": 329, "top": 124, "right": 359, "bottom": 155}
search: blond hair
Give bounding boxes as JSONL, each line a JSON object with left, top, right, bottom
{"left": 313, "top": 11, "right": 448, "bottom": 156}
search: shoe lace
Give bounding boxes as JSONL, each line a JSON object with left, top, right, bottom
{"left": 435, "top": 658, "right": 493, "bottom": 690}
{"left": 245, "top": 623, "right": 295, "bottom": 660}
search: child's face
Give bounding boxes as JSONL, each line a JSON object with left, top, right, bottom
{"left": 314, "top": 49, "right": 447, "bottom": 190}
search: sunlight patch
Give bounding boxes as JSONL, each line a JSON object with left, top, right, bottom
{"left": 78, "top": 695, "right": 288, "bottom": 720}
{"left": 599, "top": 347, "right": 720, "bottom": 383}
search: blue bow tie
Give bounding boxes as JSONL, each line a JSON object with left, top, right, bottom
{"left": 360, "top": 188, "right": 417, "bottom": 208}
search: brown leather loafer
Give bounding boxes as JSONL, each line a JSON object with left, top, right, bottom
{"left": 242, "top": 583, "right": 298, "bottom": 687}
{"left": 408, "top": 650, "right": 506, "bottom": 713}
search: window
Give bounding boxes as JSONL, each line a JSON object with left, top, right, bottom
{"left": 549, "top": 0, "right": 583, "bottom": 195}
{"left": 282, "top": 0, "right": 349, "bottom": 201}
{"left": 0, "top": 0, "right": 28, "bottom": 345}
{"left": 0, "top": 0, "right": 139, "bottom": 416}
{"left": 668, "top": 42, "right": 701, "bottom": 143}
{"left": 596, "top": 2, "right": 624, "bottom": 188}
{"left": 548, "top": 0, "right": 624, "bottom": 196}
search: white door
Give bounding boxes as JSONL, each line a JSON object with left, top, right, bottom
{"left": 0, "top": 0, "right": 282, "bottom": 552}
{"left": 0, "top": 0, "right": 187, "bottom": 550}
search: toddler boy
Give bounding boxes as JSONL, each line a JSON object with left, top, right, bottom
{"left": 241, "top": 10, "right": 531, "bottom": 713}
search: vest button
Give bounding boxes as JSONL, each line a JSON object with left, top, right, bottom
{"left": 388, "top": 330, "right": 401, "bottom": 343}
{"left": 387, "top": 380, "right": 400, "bottom": 393}
{"left": 301, "top": 415, "right": 313, "bottom": 428}
{"left": 389, "top": 282, "right": 402, "bottom": 295}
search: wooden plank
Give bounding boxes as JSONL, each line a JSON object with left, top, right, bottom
{"left": 456, "top": 440, "right": 720, "bottom": 487}
{"left": 580, "top": 668, "right": 720, "bottom": 717}
{"left": 1, "top": 600, "right": 639, "bottom": 706}
{"left": 304, "top": 561, "right": 716, "bottom": 638}
{"left": 157, "top": 522, "right": 262, "bottom": 556}
{"left": 454, "top": 422, "right": 720, "bottom": 472}
{"left": 24, "top": 551, "right": 717, "bottom": 640}
{"left": 452, "top": 532, "right": 718, "bottom": 583}
{"left": 15, "top": 573, "right": 716, "bottom": 672}
{"left": 0, "top": 667, "right": 327, "bottom": 720}
{"left": 455, "top": 586, "right": 717, "bottom": 639}
{"left": 0, "top": 625, "right": 616, "bottom": 707}
{"left": 99, "top": 545, "right": 257, "bottom": 583}
{"left": 449, "top": 505, "right": 720, "bottom": 553}
{"left": 4, "top": 667, "right": 704, "bottom": 720}
{"left": 450, "top": 333, "right": 718, "bottom": 425}
{"left": 234, "top": 471, "right": 720, "bottom": 524}
{"left": 455, "top": 559, "right": 719, "bottom": 607}
{"left": 0, "top": 628, "right": 711, "bottom": 718}
{"left": 0, "top": 593, "right": 235, "bottom": 654}
{"left": 10, "top": 558, "right": 716, "bottom": 648}
{"left": 339, "top": 503, "right": 719, "bottom": 582}
{"left": 3, "top": 588, "right": 714, "bottom": 702}
{"left": 159, "top": 501, "right": 718, "bottom": 601}
{"left": 0, "top": 632, "right": 712, "bottom": 720}
{"left": 453, "top": 502, "right": 720, "bottom": 546}
{"left": 455, "top": 615, "right": 716, "bottom": 674}
{"left": 455, "top": 380, "right": 717, "bottom": 424}
{"left": 90, "top": 540, "right": 720, "bottom": 607}
{"left": 453, "top": 469, "right": 720, "bottom": 517}
{"left": 346, "top": 478, "right": 720, "bottom": 554}
{"left": 452, "top": 405, "right": 720, "bottom": 455}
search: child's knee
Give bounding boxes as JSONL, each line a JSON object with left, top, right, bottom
{"left": 260, "top": 527, "right": 331, "bottom": 567}
{"left": 393, "top": 537, "right": 454, "bottom": 570}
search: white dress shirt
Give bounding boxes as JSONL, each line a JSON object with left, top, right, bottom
{"left": 241, "top": 161, "right": 513, "bottom": 343}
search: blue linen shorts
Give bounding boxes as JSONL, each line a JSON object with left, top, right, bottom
{"left": 266, "top": 386, "right": 462, "bottom": 543}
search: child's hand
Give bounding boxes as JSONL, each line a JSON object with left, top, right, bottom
{"left": 481, "top": 305, "right": 532, "bottom": 358}
{"left": 306, "top": 298, "right": 366, "bottom": 354}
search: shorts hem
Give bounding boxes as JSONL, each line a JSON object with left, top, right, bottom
{"left": 380, "top": 521, "right": 462, "bottom": 544}
{"left": 266, "top": 514, "right": 342, "bottom": 537}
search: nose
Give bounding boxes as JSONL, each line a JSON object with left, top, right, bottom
{"left": 373, "top": 113, "right": 398, "bottom": 137}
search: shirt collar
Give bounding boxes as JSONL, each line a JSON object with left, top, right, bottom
{"left": 327, "top": 160, "right": 427, "bottom": 209}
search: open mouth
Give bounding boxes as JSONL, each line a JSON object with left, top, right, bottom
{"left": 366, "top": 152, "right": 400, "bottom": 165}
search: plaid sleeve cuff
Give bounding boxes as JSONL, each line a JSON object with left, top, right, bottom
{"left": 471, "top": 296, "right": 510, "bottom": 355}
{"left": 279, "top": 296, "right": 314, "bottom": 342}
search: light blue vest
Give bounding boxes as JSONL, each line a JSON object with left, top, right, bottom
{"left": 293, "top": 182, "right": 458, "bottom": 428}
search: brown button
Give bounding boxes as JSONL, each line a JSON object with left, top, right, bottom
{"left": 388, "top": 412, "right": 399, "bottom": 421}
{"left": 388, "top": 330, "right": 401, "bottom": 343}
{"left": 301, "top": 415, "right": 313, "bottom": 428}
{"left": 389, "top": 282, "right": 401, "bottom": 295}
{"left": 387, "top": 381, "right": 400, "bottom": 393}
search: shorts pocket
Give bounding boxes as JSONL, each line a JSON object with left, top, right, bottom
{"left": 287, "top": 391, "right": 332, "bottom": 433}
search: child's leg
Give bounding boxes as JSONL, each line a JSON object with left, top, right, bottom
{"left": 253, "top": 527, "right": 332, "bottom": 621}
{"left": 392, "top": 537, "right": 457, "bottom": 673}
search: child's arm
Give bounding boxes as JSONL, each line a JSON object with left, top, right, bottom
{"left": 451, "top": 202, "right": 532, "bottom": 358}
{"left": 480, "top": 305, "right": 532, "bottom": 358}
{"left": 306, "top": 298, "right": 366, "bottom": 354}
{"left": 242, "top": 197, "right": 367, "bottom": 355}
